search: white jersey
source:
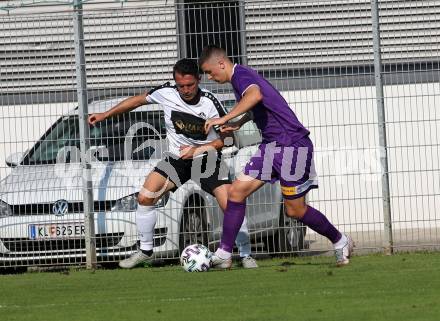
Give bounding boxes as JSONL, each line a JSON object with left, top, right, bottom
{"left": 145, "top": 82, "right": 227, "bottom": 157}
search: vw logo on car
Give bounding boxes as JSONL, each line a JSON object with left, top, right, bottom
{"left": 52, "top": 199, "right": 69, "bottom": 216}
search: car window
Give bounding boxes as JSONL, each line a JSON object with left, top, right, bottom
{"left": 222, "top": 99, "right": 262, "bottom": 148}
{"left": 25, "top": 111, "right": 166, "bottom": 165}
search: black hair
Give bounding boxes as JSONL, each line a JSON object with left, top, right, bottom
{"left": 173, "top": 58, "right": 199, "bottom": 79}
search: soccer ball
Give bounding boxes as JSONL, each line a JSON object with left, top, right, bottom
{"left": 180, "top": 244, "right": 212, "bottom": 272}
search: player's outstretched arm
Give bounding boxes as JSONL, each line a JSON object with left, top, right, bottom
{"left": 228, "top": 85, "right": 262, "bottom": 119}
{"left": 88, "top": 94, "right": 147, "bottom": 125}
{"left": 179, "top": 132, "right": 233, "bottom": 159}
{"left": 179, "top": 139, "right": 224, "bottom": 159}
{"left": 220, "top": 112, "right": 253, "bottom": 133}
{"left": 204, "top": 86, "right": 262, "bottom": 133}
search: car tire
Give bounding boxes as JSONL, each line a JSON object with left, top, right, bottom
{"left": 266, "top": 203, "right": 307, "bottom": 254}
{"left": 178, "top": 195, "right": 210, "bottom": 254}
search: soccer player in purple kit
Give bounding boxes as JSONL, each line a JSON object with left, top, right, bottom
{"left": 199, "top": 45, "right": 354, "bottom": 268}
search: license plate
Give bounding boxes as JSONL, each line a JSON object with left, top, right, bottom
{"left": 28, "top": 223, "right": 85, "bottom": 240}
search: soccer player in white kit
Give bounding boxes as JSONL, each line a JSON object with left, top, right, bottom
{"left": 88, "top": 59, "right": 258, "bottom": 269}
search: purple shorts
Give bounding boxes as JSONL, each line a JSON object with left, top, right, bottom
{"left": 243, "top": 135, "right": 318, "bottom": 199}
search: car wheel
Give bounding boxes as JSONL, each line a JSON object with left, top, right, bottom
{"left": 178, "top": 195, "right": 210, "bottom": 254}
{"left": 266, "top": 204, "right": 307, "bottom": 254}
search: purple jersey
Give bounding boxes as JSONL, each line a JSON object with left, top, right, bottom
{"left": 231, "top": 64, "right": 309, "bottom": 145}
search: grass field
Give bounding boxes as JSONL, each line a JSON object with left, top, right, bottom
{"left": 1, "top": 252, "right": 440, "bottom": 321}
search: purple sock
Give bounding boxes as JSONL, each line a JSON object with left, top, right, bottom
{"left": 219, "top": 200, "right": 246, "bottom": 253}
{"left": 299, "top": 206, "right": 342, "bottom": 243}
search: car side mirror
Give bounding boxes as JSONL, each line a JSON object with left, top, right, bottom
{"left": 5, "top": 151, "right": 26, "bottom": 167}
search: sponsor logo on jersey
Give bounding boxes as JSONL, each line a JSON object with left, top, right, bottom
{"left": 171, "top": 110, "right": 207, "bottom": 140}
{"left": 281, "top": 185, "right": 297, "bottom": 196}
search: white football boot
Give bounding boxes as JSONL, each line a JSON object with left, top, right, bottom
{"left": 119, "top": 250, "right": 153, "bottom": 269}
{"left": 241, "top": 256, "right": 258, "bottom": 269}
{"left": 210, "top": 254, "right": 232, "bottom": 269}
{"left": 335, "top": 234, "right": 354, "bottom": 266}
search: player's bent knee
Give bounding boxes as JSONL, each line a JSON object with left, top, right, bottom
{"left": 284, "top": 201, "right": 307, "bottom": 219}
{"left": 284, "top": 209, "right": 304, "bottom": 219}
{"left": 228, "top": 184, "right": 248, "bottom": 203}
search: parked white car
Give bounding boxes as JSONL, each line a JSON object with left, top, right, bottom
{"left": 0, "top": 96, "right": 305, "bottom": 268}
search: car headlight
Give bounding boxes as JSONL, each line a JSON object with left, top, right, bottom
{"left": 0, "top": 200, "right": 12, "bottom": 217}
{"left": 111, "top": 194, "right": 138, "bottom": 212}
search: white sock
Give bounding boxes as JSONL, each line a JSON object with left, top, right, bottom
{"left": 333, "top": 233, "right": 347, "bottom": 249}
{"left": 136, "top": 205, "right": 156, "bottom": 251}
{"left": 215, "top": 248, "right": 232, "bottom": 260}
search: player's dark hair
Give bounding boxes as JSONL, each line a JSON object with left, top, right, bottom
{"left": 198, "top": 45, "right": 227, "bottom": 66}
{"left": 173, "top": 58, "right": 199, "bottom": 80}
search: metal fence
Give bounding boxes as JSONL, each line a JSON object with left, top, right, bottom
{"left": 0, "top": 0, "right": 439, "bottom": 270}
